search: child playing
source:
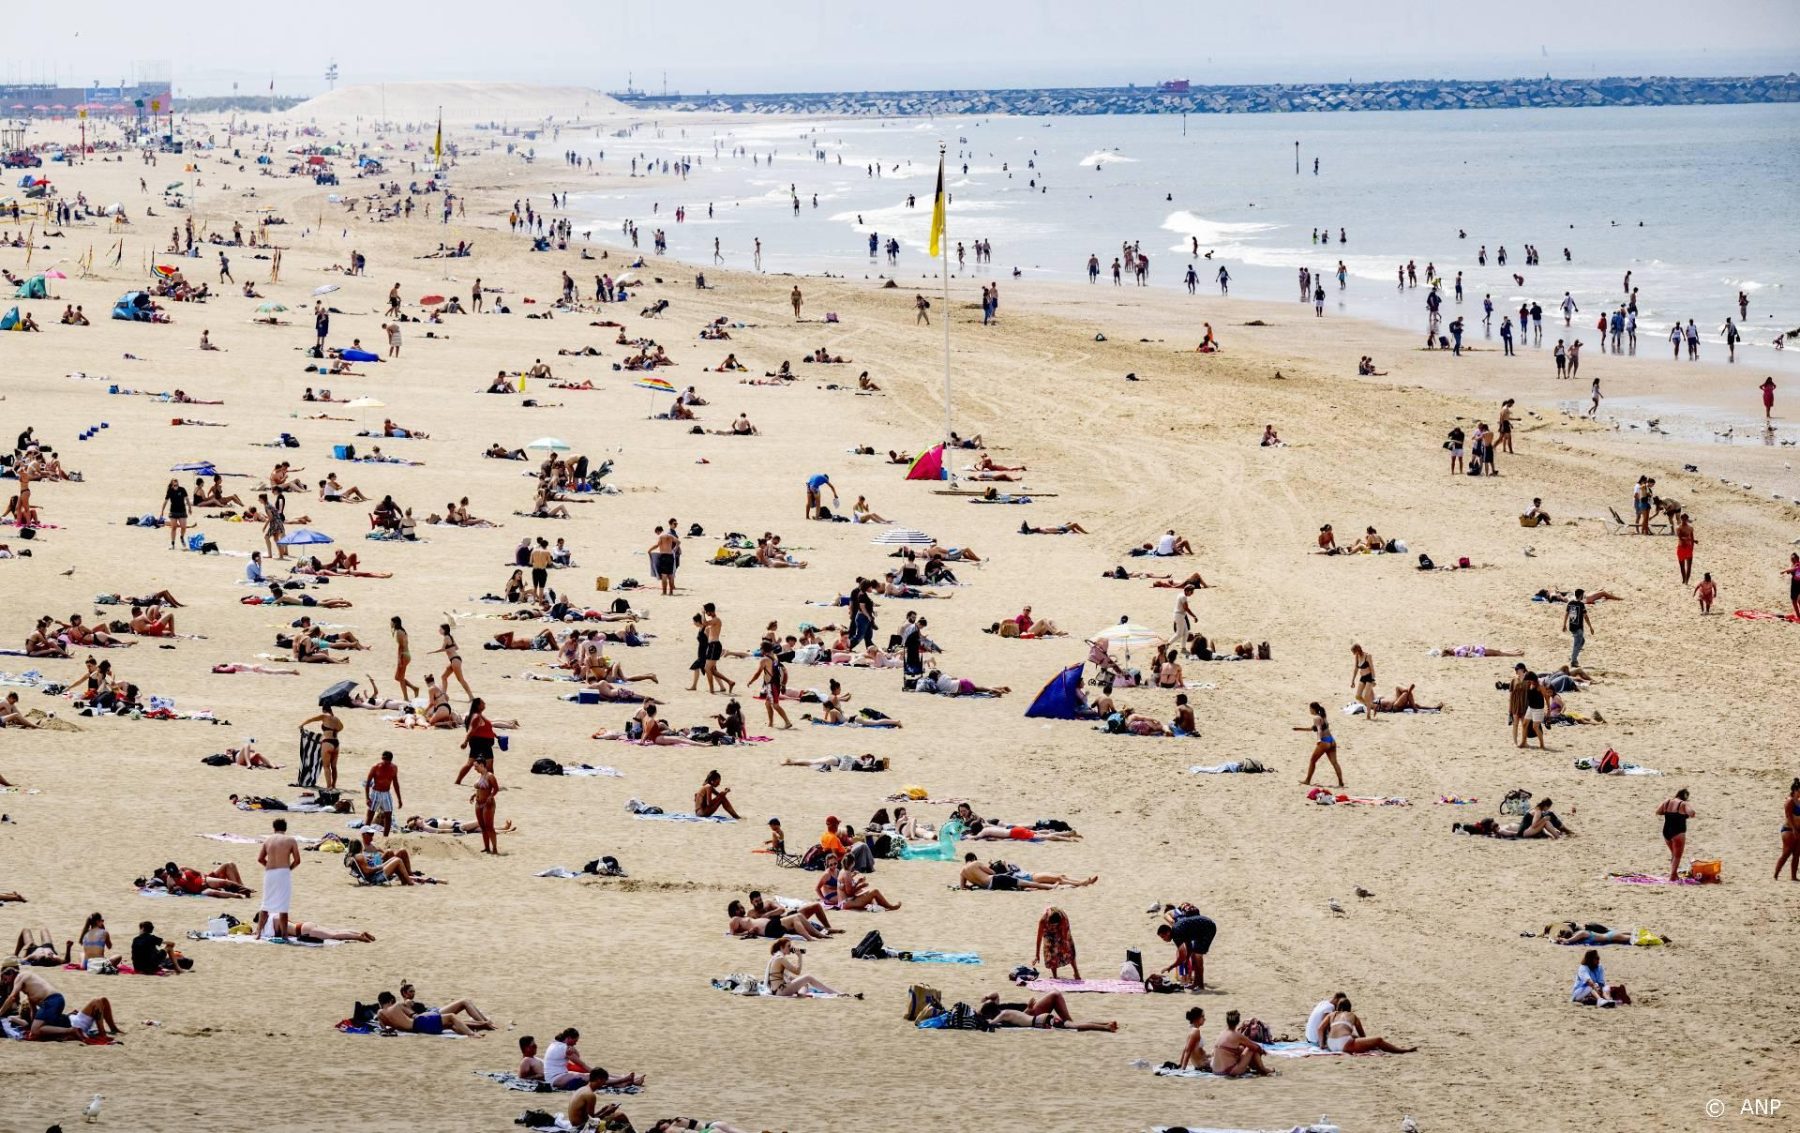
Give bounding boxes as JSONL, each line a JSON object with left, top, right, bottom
{"left": 1694, "top": 572, "right": 1717, "bottom": 615}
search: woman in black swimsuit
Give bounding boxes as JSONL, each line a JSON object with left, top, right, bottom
{"left": 1350, "top": 644, "right": 1377, "bottom": 721}
{"left": 685, "top": 614, "right": 708, "bottom": 691}
{"left": 1777, "top": 778, "right": 1800, "bottom": 880}
{"left": 297, "top": 705, "right": 343, "bottom": 788}
{"left": 1655, "top": 789, "right": 1694, "bottom": 881}
{"left": 162, "top": 478, "right": 190, "bottom": 549}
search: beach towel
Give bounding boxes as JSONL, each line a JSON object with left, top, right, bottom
{"left": 334, "top": 1019, "right": 464, "bottom": 1037}
{"left": 475, "top": 1070, "right": 640, "bottom": 1094}
{"left": 631, "top": 811, "right": 735, "bottom": 823}
{"left": 709, "top": 976, "right": 843, "bottom": 999}
{"left": 1026, "top": 977, "right": 1145, "bottom": 995}
{"left": 558, "top": 764, "right": 623, "bottom": 778}
{"left": 1733, "top": 609, "right": 1800, "bottom": 623}
{"left": 1308, "top": 789, "right": 1410, "bottom": 806}
{"left": 1188, "top": 761, "right": 1271, "bottom": 774}
{"left": 2, "top": 1018, "right": 117, "bottom": 1044}
{"left": 187, "top": 931, "right": 331, "bottom": 948}
{"left": 1608, "top": 873, "right": 1702, "bottom": 886}
{"left": 294, "top": 730, "right": 322, "bottom": 789}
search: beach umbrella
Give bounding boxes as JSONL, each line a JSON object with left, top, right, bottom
{"left": 870, "top": 528, "right": 934, "bottom": 545}
{"left": 7, "top": 105, "right": 23, "bottom": 111}
{"left": 344, "top": 396, "right": 385, "bottom": 408}
{"left": 635, "top": 377, "right": 676, "bottom": 394}
{"left": 312, "top": 284, "right": 339, "bottom": 296}
{"left": 1090, "top": 622, "right": 1165, "bottom": 650}
{"left": 152, "top": 264, "right": 179, "bottom": 280}
{"left": 31, "top": 105, "right": 48, "bottom": 112}
{"left": 50, "top": 104, "right": 66, "bottom": 112}
{"left": 255, "top": 301, "right": 288, "bottom": 314}
{"left": 525, "top": 436, "right": 570, "bottom": 452}
{"left": 419, "top": 293, "right": 444, "bottom": 305}
{"left": 164, "top": 182, "right": 183, "bottom": 192}
{"left": 43, "top": 269, "right": 67, "bottom": 280}
{"left": 278, "top": 527, "right": 334, "bottom": 546}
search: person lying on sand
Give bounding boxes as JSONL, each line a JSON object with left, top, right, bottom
{"left": 1019, "top": 521, "right": 1088, "bottom": 535}
{"left": 977, "top": 991, "right": 1117, "bottom": 1032}
{"left": 1546, "top": 921, "right": 1668, "bottom": 946}
{"left": 1372, "top": 685, "right": 1444, "bottom": 712}
{"left": 959, "top": 856, "right": 1095, "bottom": 890}
{"left": 375, "top": 989, "right": 490, "bottom": 1035}
{"left": 726, "top": 900, "right": 829, "bottom": 941}
{"left": 1150, "top": 572, "right": 1210, "bottom": 590}
{"left": 1432, "top": 644, "right": 1524, "bottom": 658}
{"left": 142, "top": 861, "right": 252, "bottom": 898}
{"left": 403, "top": 815, "right": 517, "bottom": 835}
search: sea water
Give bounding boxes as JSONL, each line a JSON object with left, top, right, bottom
{"left": 570, "top": 102, "right": 1799, "bottom": 371}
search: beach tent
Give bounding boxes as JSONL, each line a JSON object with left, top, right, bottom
{"left": 1024, "top": 663, "right": 1089, "bottom": 720}
{"left": 112, "top": 291, "right": 154, "bottom": 321}
{"left": 339, "top": 349, "right": 380, "bottom": 363}
{"left": 0, "top": 306, "right": 20, "bottom": 332}
{"left": 14, "top": 274, "right": 49, "bottom": 299}
{"left": 904, "top": 444, "right": 947, "bottom": 481}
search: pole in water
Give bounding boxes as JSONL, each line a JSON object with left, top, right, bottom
{"left": 1295, "top": 140, "right": 1300, "bottom": 174}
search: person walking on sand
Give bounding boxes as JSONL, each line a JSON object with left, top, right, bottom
{"left": 1296, "top": 702, "right": 1343, "bottom": 787}
{"left": 1761, "top": 376, "right": 1777, "bottom": 421}
{"left": 471, "top": 277, "right": 483, "bottom": 313}
{"left": 256, "top": 817, "right": 300, "bottom": 940}
{"left": 915, "top": 293, "right": 930, "bottom": 324}
{"left": 1563, "top": 588, "right": 1593, "bottom": 667}
{"left": 702, "top": 602, "right": 734, "bottom": 695}
{"left": 1694, "top": 572, "right": 1717, "bottom": 614}
{"left": 1776, "top": 777, "right": 1800, "bottom": 880}
{"left": 364, "top": 750, "right": 402, "bottom": 837}
{"left": 1675, "top": 513, "right": 1696, "bottom": 585}
{"left": 791, "top": 285, "right": 803, "bottom": 320}
{"left": 1656, "top": 789, "right": 1695, "bottom": 881}
{"left": 1784, "top": 553, "right": 1800, "bottom": 621}
{"left": 390, "top": 616, "right": 420, "bottom": 700}
{"left": 1588, "top": 377, "right": 1602, "bottom": 419}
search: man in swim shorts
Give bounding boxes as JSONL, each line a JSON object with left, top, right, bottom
{"left": 1157, "top": 905, "right": 1218, "bottom": 989}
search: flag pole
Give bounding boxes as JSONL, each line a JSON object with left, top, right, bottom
{"left": 938, "top": 142, "right": 952, "bottom": 448}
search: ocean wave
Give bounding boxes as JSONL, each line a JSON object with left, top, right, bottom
{"left": 1077, "top": 150, "right": 1138, "bottom": 168}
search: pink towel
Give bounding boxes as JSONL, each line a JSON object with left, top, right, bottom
{"left": 1024, "top": 977, "right": 1145, "bottom": 994}
{"left": 1608, "top": 873, "right": 1701, "bottom": 885}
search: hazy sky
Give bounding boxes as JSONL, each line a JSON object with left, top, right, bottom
{"left": 4, "top": 0, "right": 1797, "bottom": 96}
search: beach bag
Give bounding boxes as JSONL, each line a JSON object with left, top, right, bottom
{"left": 1500, "top": 788, "right": 1533, "bottom": 816}
{"left": 516, "top": 1111, "right": 556, "bottom": 1128}
{"left": 904, "top": 984, "right": 943, "bottom": 1021}
{"left": 610, "top": 598, "right": 632, "bottom": 614}
{"left": 1688, "top": 860, "right": 1721, "bottom": 883}
{"left": 529, "top": 757, "right": 563, "bottom": 776}
{"left": 851, "top": 930, "right": 887, "bottom": 960}
{"left": 351, "top": 1001, "right": 379, "bottom": 1029}
{"left": 1416, "top": 553, "right": 1435, "bottom": 570}
{"left": 593, "top": 576, "right": 610, "bottom": 591}
{"left": 797, "top": 844, "right": 830, "bottom": 871}
{"left": 1596, "top": 749, "right": 1621, "bottom": 775}
{"left": 1240, "top": 1017, "right": 1273, "bottom": 1044}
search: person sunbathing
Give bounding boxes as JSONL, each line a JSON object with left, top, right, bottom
{"left": 403, "top": 815, "right": 517, "bottom": 835}
{"left": 1434, "top": 644, "right": 1524, "bottom": 658}
{"left": 817, "top": 859, "right": 900, "bottom": 911}
{"left": 1020, "top": 521, "right": 1088, "bottom": 535}
{"left": 857, "top": 372, "right": 880, "bottom": 391}
{"left": 1533, "top": 587, "right": 1624, "bottom": 603}
{"left": 1320, "top": 999, "right": 1416, "bottom": 1054}
{"left": 318, "top": 474, "right": 369, "bottom": 503}
{"left": 146, "top": 861, "right": 251, "bottom": 899}
{"left": 13, "top": 927, "right": 67, "bottom": 968}
{"left": 221, "top": 743, "right": 276, "bottom": 769}
{"left": 1373, "top": 685, "right": 1444, "bottom": 712}
{"left": 976, "top": 991, "right": 1117, "bottom": 1032}
{"left": 976, "top": 453, "right": 1026, "bottom": 473}
{"left": 959, "top": 856, "right": 1092, "bottom": 890}
{"left": 1547, "top": 921, "right": 1665, "bottom": 946}
{"left": 693, "top": 771, "right": 741, "bottom": 819}
{"left": 280, "top": 920, "right": 375, "bottom": 943}
{"left": 1150, "top": 572, "right": 1211, "bottom": 590}
{"left": 375, "top": 990, "right": 489, "bottom": 1036}
{"left": 726, "top": 900, "right": 828, "bottom": 941}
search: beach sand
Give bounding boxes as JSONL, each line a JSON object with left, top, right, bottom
{"left": 1, "top": 96, "right": 1796, "bottom": 1132}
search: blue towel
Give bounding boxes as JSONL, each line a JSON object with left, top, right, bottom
{"left": 902, "top": 950, "right": 981, "bottom": 964}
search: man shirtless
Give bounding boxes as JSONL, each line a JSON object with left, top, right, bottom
{"left": 374, "top": 989, "right": 489, "bottom": 1036}
{"left": 256, "top": 818, "right": 301, "bottom": 940}
{"left": 0, "top": 961, "right": 120, "bottom": 1039}
{"left": 567, "top": 1069, "right": 628, "bottom": 1130}
{"left": 958, "top": 855, "right": 1072, "bottom": 891}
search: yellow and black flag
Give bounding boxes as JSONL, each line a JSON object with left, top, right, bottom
{"left": 927, "top": 151, "right": 946, "bottom": 258}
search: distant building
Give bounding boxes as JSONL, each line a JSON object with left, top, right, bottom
{"left": 1160, "top": 79, "right": 1191, "bottom": 93}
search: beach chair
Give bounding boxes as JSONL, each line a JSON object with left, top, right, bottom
{"left": 1604, "top": 507, "right": 1639, "bottom": 535}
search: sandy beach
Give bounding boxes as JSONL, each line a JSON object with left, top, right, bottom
{"left": 2, "top": 87, "right": 1797, "bottom": 1133}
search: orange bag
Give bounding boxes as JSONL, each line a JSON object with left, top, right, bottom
{"left": 1688, "top": 860, "right": 1721, "bottom": 883}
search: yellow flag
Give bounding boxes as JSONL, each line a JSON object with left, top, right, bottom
{"left": 927, "top": 153, "right": 946, "bottom": 258}
{"left": 434, "top": 111, "right": 443, "bottom": 166}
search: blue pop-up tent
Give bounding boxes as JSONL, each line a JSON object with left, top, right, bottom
{"left": 1024, "top": 663, "right": 1091, "bottom": 720}
{"left": 112, "top": 291, "right": 154, "bottom": 321}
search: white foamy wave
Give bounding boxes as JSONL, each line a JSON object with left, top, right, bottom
{"left": 1160, "top": 210, "right": 1281, "bottom": 245}
{"left": 1077, "top": 150, "right": 1138, "bottom": 168}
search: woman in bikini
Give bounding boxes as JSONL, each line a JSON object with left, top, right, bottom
{"left": 764, "top": 938, "right": 845, "bottom": 998}
{"left": 389, "top": 617, "right": 420, "bottom": 700}
{"left": 1322, "top": 999, "right": 1416, "bottom": 1053}
{"left": 434, "top": 623, "right": 474, "bottom": 698}
{"left": 1350, "top": 644, "right": 1378, "bottom": 721}
{"left": 725, "top": 900, "right": 828, "bottom": 941}
{"left": 1775, "top": 778, "right": 1800, "bottom": 880}
{"left": 1296, "top": 701, "right": 1344, "bottom": 787}
{"left": 693, "top": 770, "right": 741, "bottom": 819}
{"left": 297, "top": 705, "right": 343, "bottom": 788}
{"left": 70, "top": 913, "right": 118, "bottom": 971}
{"left": 468, "top": 752, "right": 502, "bottom": 855}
